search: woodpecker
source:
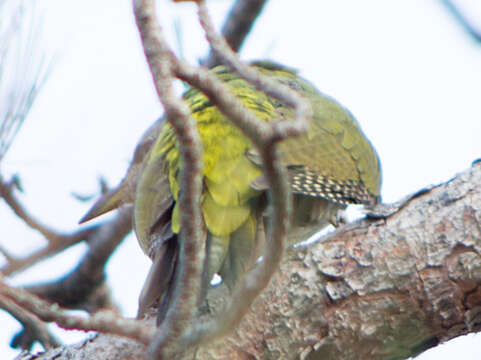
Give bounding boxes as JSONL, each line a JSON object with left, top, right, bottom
{"left": 80, "top": 61, "right": 381, "bottom": 319}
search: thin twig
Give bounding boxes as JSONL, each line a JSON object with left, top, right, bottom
{"left": 174, "top": 60, "right": 276, "bottom": 143}
{"left": 441, "top": 0, "right": 481, "bottom": 42}
{"left": 0, "top": 175, "right": 78, "bottom": 243}
{"left": 133, "top": 0, "right": 205, "bottom": 358}
{"left": 134, "top": 0, "right": 312, "bottom": 354}
{"left": 1, "top": 210, "right": 131, "bottom": 349}
{"left": 0, "top": 229, "right": 98, "bottom": 277}
{"left": 0, "top": 295, "right": 60, "bottom": 350}
{"left": 0, "top": 244, "right": 15, "bottom": 263}
{"left": 1, "top": 176, "right": 131, "bottom": 311}
{"left": 0, "top": 1, "right": 54, "bottom": 163}
{"left": 167, "top": 0, "right": 311, "bottom": 344}
{"left": 0, "top": 180, "right": 100, "bottom": 276}
{"left": 26, "top": 208, "right": 132, "bottom": 311}
{"left": 133, "top": 0, "right": 312, "bottom": 356}
{"left": 0, "top": 281, "right": 155, "bottom": 345}
{"left": 198, "top": 0, "right": 312, "bottom": 142}
{"left": 0, "top": 175, "right": 101, "bottom": 276}
{"left": 203, "top": 0, "right": 269, "bottom": 68}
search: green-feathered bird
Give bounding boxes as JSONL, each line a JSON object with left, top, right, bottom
{"left": 80, "top": 61, "right": 381, "bottom": 319}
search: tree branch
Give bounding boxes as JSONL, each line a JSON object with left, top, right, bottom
{"left": 132, "top": 0, "right": 313, "bottom": 357}
{"left": 133, "top": 1, "right": 205, "bottom": 358}
{"left": 0, "top": 209, "right": 131, "bottom": 349}
{"left": 0, "top": 282, "right": 155, "bottom": 346}
{"left": 172, "top": 1, "right": 311, "bottom": 346}
{"left": 203, "top": 0, "right": 269, "bottom": 68}
{"left": 0, "top": 1, "right": 53, "bottom": 163}
{"left": 25, "top": 208, "right": 132, "bottom": 311}
{"left": 19, "top": 161, "right": 481, "bottom": 359}
{"left": 0, "top": 295, "right": 59, "bottom": 350}
{"left": 0, "top": 175, "right": 100, "bottom": 276}
{"left": 441, "top": 0, "right": 481, "bottom": 43}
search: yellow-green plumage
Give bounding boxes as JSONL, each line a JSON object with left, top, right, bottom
{"left": 135, "top": 62, "right": 381, "bottom": 318}
{"left": 80, "top": 61, "right": 381, "bottom": 319}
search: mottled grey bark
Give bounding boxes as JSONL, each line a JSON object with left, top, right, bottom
{"left": 19, "top": 161, "right": 481, "bottom": 359}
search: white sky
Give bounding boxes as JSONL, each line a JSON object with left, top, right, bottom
{"left": 1, "top": 0, "right": 481, "bottom": 358}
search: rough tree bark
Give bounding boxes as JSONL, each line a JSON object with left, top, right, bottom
{"left": 16, "top": 161, "right": 481, "bottom": 359}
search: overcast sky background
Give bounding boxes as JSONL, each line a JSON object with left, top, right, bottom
{"left": 1, "top": 0, "right": 481, "bottom": 358}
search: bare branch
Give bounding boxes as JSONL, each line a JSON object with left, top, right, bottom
{"left": 26, "top": 209, "right": 132, "bottom": 311}
{"left": 198, "top": 1, "right": 311, "bottom": 141}
{"left": 132, "top": 1, "right": 313, "bottom": 356}
{"left": 1, "top": 208, "right": 131, "bottom": 350}
{"left": 133, "top": 0, "right": 205, "bottom": 358}
{"left": 441, "top": 0, "right": 481, "bottom": 42}
{"left": 0, "top": 295, "right": 59, "bottom": 350}
{"left": 203, "top": 0, "right": 269, "bottom": 68}
{"left": 0, "top": 175, "right": 100, "bottom": 276}
{"left": 18, "top": 162, "right": 481, "bottom": 360}
{"left": 193, "top": 161, "right": 481, "bottom": 359}
{"left": 0, "top": 1, "right": 53, "bottom": 163}
{"left": 0, "top": 281, "right": 155, "bottom": 346}
{"left": 168, "top": 0, "right": 312, "bottom": 345}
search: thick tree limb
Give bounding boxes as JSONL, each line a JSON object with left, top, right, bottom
{"left": 15, "top": 161, "right": 481, "bottom": 359}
